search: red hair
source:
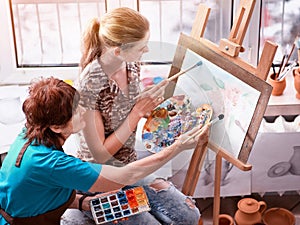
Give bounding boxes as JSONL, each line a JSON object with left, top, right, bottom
{"left": 22, "top": 77, "right": 80, "bottom": 149}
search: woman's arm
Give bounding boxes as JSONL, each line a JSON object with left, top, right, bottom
{"left": 82, "top": 108, "right": 142, "bottom": 163}
{"left": 82, "top": 80, "right": 169, "bottom": 163}
{"left": 89, "top": 123, "right": 210, "bottom": 192}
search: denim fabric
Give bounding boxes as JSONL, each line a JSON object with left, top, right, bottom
{"left": 104, "top": 183, "right": 201, "bottom": 225}
{"left": 144, "top": 183, "right": 200, "bottom": 225}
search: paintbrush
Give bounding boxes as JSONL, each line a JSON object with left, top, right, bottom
{"left": 181, "top": 114, "right": 224, "bottom": 144}
{"left": 272, "top": 63, "right": 276, "bottom": 76}
{"left": 168, "top": 61, "right": 203, "bottom": 81}
{"left": 134, "top": 61, "right": 202, "bottom": 100}
{"left": 282, "top": 43, "right": 295, "bottom": 70}
{"left": 277, "top": 54, "right": 287, "bottom": 78}
{"left": 277, "top": 60, "right": 297, "bottom": 81}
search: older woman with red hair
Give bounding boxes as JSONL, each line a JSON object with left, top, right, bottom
{"left": 0, "top": 77, "right": 210, "bottom": 225}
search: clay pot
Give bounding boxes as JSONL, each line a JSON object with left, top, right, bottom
{"left": 267, "top": 73, "right": 286, "bottom": 96}
{"left": 219, "top": 214, "right": 234, "bottom": 225}
{"left": 234, "top": 198, "right": 267, "bottom": 225}
{"left": 292, "top": 68, "right": 300, "bottom": 99}
{"left": 262, "top": 208, "right": 295, "bottom": 225}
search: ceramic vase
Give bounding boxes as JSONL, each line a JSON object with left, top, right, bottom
{"left": 292, "top": 68, "right": 300, "bottom": 99}
{"left": 289, "top": 146, "right": 300, "bottom": 175}
{"left": 267, "top": 73, "right": 286, "bottom": 96}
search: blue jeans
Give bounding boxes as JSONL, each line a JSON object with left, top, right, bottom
{"left": 104, "top": 182, "right": 200, "bottom": 225}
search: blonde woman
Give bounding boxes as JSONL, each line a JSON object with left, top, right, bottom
{"left": 76, "top": 7, "right": 205, "bottom": 224}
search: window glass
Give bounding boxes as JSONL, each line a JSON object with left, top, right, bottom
{"left": 11, "top": 0, "right": 106, "bottom": 66}
{"left": 260, "top": 0, "right": 300, "bottom": 65}
{"left": 10, "top": 0, "right": 232, "bottom": 67}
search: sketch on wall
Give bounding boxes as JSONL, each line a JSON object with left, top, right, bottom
{"left": 250, "top": 132, "right": 300, "bottom": 193}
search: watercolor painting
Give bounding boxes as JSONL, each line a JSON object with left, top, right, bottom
{"left": 166, "top": 33, "right": 271, "bottom": 163}
{"left": 171, "top": 49, "right": 260, "bottom": 159}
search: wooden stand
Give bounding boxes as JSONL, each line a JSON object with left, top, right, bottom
{"left": 177, "top": 1, "right": 278, "bottom": 225}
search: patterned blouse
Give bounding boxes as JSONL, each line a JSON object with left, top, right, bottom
{"left": 75, "top": 58, "right": 141, "bottom": 166}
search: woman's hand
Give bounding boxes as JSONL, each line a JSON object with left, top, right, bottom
{"left": 133, "top": 79, "right": 169, "bottom": 117}
{"left": 177, "top": 123, "right": 211, "bottom": 150}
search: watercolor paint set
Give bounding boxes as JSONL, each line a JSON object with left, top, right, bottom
{"left": 90, "top": 186, "right": 151, "bottom": 224}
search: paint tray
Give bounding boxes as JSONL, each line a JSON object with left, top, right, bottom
{"left": 90, "top": 186, "right": 151, "bottom": 224}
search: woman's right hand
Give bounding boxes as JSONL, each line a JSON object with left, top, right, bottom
{"left": 133, "top": 79, "right": 169, "bottom": 117}
{"left": 177, "top": 123, "right": 211, "bottom": 150}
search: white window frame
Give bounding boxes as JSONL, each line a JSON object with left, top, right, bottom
{"left": 0, "top": 0, "right": 262, "bottom": 85}
{"left": 0, "top": 0, "right": 81, "bottom": 84}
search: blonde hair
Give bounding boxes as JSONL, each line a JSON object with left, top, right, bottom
{"left": 80, "top": 7, "right": 149, "bottom": 70}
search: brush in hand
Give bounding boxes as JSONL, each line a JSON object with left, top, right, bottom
{"left": 168, "top": 61, "right": 203, "bottom": 81}
{"left": 181, "top": 114, "right": 224, "bottom": 144}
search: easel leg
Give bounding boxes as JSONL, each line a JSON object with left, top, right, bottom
{"left": 182, "top": 142, "right": 208, "bottom": 196}
{"left": 213, "top": 153, "right": 222, "bottom": 225}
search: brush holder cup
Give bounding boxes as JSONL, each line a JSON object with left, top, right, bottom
{"left": 267, "top": 73, "right": 286, "bottom": 96}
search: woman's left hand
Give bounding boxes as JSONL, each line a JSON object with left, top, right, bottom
{"left": 133, "top": 79, "right": 169, "bottom": 117}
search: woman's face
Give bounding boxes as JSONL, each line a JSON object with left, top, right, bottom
{"left": 70, "top": 105, "right": 86, "bottom": 134}
{"left": 119, "top": 31, "right": 150, "bottom": 62}
{"left": 50, "top": 105, "right": 86, "bottom": 141}
{"left": 58, "top": 105, "right": 86, "bottom": 138}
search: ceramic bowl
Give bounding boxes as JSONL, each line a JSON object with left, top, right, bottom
{"left": 262, "top": 207, "right": 295, "bottom": 225}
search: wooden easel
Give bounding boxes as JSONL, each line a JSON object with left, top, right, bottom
{"left": 168, "top": 1, "right": 278, "bottom": 225}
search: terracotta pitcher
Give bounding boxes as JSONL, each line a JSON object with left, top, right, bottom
{"left": 234, "top": 198, "right": 267, "bottom": 225}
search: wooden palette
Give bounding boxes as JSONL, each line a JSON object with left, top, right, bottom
{"left": 142, "top": 95, "right": 212, "bottom": 153}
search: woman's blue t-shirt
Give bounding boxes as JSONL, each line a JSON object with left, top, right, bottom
{"left": 0, "top": 131, "right": 102, "bottom": 224}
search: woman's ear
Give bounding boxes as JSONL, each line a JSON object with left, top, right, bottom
{"left": 113, "top": 47, "right": 121, "bottom": 57}
{"left": 49, "top": 125, "right": 63, "bottom": 134}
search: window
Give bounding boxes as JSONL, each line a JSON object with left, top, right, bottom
{"left": 7, "top": 0, "right": 231, "bottom": 67}
{"left": 5, "top": 0, "right": 297, "bottom": 83}
{"left": 260, "top": 0, "right": 300, "bottom": 65}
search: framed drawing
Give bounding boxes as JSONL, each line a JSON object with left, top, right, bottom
{"left": 165, "top": 32, "right": 273, "bottom": 164}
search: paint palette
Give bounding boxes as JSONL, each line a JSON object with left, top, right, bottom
{"left": 142, "top": 95, "right": 212, "bottom": 153}
{"left": 90, "top": 187, "right": 151, "bottom": 224}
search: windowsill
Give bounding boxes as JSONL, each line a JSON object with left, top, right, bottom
{"left": 0, "top": 67, "right": 80, "bottom": 85}
{"left": 265, "top": 68, "right": 300, "bottom": 117}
